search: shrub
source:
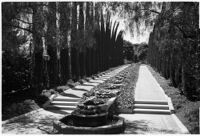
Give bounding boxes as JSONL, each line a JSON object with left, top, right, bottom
{"left": 2, "top": 99, "right": 40, "bottom": 120}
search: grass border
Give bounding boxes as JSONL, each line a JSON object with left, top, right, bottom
{"left": 147, "top": 65, "right": 200, "bottom": 134}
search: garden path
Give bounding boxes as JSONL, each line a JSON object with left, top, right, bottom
{"left": 119, "top": 65, "right": 189, "bottom": 134}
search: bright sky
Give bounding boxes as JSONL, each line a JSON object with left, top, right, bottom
{"left": 111, "top": 16, "right": 153, "bottom": 44}
{"left": 123, "top": 24, "right": 152, "bottom": 44}
{"left": 109, "top": 2, "right": 161, "bottom": 44}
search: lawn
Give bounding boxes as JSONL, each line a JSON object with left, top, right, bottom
{"left": 147, "top": 65, "right": 200, "bottom": 134}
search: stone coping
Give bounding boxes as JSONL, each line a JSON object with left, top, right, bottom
{"left": 43, "top": 94, "right": 58, "bottom": 108}
{"left": 53, "top": 115, "right": 125, "bottom": 134}
{"left": 171, "top": 114, "right": 190, "bottom": 134}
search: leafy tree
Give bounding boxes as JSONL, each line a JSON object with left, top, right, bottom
{"left": 147, "top": 2, "right": 199, "bottom": 100}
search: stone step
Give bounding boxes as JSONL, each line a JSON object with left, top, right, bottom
{"left": 133, "top": 108, "right": 171, "bottom": 114}
{"left": 51, "top": 101, "right": 79, "bottom": 106}
{"left": 54, "top": 96, "right": 81, "bottom": 102}
{"left": 46, "top": 105, "right": 76, "bottom": 110}
{"left": 134, "top": 99, "right": 168, "bottom": 105}
{"left": 134, "top": 104, "right": 169, "bottom": 110}
{"left": 47, "top": 109, "right": 73, "bottom": 114}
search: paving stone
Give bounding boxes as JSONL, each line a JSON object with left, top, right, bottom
{"left": 119, "top": 114, "right": 183, "bottom": 134}
{"left": 130, "top": 65, "right": 189, "bottom": 134}
{"left": 135, "top": 65, "right": 167, "bottom": 101}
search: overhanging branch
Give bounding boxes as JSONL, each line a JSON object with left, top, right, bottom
{"left": 6, "top": 24, "right": 33, "bottom": 33}
{"left": 169, "top": 19, "right": 196, "bottom": 39}
{"left": 140, "top": 9, "right": 161, "bottom": 14}
{"left": 15, "top": 18, "right": 33, "bottom": 25}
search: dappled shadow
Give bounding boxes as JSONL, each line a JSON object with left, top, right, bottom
{"left": 46, "top": 105, "right": 74, "bottom": 111}
{"left": 98, "top": 76, "right": 110, "bottom": 79}
{"left": 124, "top": 120, "right": 149, "bottom": 134}
{"left": 96, "top": 79, "right": 109, "bottom": 81}
{"left": 3, "top": 115, "right": 179, "bottom": 134}
{"left": 60, "top": 92, "right": 81, "bottom": 98}
{"left": 97, "top": 76, "right": 110, "bottom": 78}
{"left": 148, "top": 128, "right": 179, "bottom": 134}
{"left": 2, "top": 111, "right": 63, "bottom": 134}
{"left": 71, "top": 88, "right": 88, "bottom": 92}
{"left": 87, "top": 81, "right": 103, "bottom": 84}
{"left": 124, "top": 120, "right": 178, "bottom": 134}
{"left": 81, "top": 84, "right": 95, "bottom": 87}
{"left": 46, "top": 109, "right": 71, "bottom": 115}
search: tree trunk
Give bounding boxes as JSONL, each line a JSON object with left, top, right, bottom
{"left": 56, "top": 2, "right": 61, "bottom": 85}
{"left": 82, "top": 2, "right": 87, "bottom": 78}
{"left": 76, "top": 3, "right": 80, "bottom": 80}
{"left": 181, "top": 63, "right": 186, "bottom": 95}
{"left": 67, "top": 2, "right": 73, "bottom": 80}
{"left": 31, "top": 5, "right": 41, "bottom": 96}
{"left": 30, "top": 8, "right": 36, "bottom": 91}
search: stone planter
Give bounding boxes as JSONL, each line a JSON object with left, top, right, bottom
{"left": 71, "top": 97, "right": 117, "bottom": 127}
{"left": 42, "top": 94, "right": 58, "bottom": 109}
{"left": 53, "top": 96, "right": 124, "bottom": 134}
{"left": 79, "top": 97, "right": 117, "bottom": 112}
{"left": 77, "top": 103, "right": 108, "bottom": 112}
{"left": 67, "top": 112, "right": 108, "bottom": 127}
{"left": 53, "top": 115, "right": 125, "bottom": 134}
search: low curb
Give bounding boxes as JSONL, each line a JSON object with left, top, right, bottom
{"left": 167, "top": 96, "right": 175, "bottom": 113}
{"left": 43, "top": 94, "right": 58, "bottom": 109}
{"left": 166, "top": 95, "right": 188, "bottom": 133}
{"left": 171, "top": 114, "right": 190, "bottom": 134}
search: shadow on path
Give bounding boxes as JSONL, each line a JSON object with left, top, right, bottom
{"left": 124, "top": 120, "right": 178, "bottom": 134}
{"left": 71, "top": 88, "right": 88, "bottom": 92}
{"left": 2, "top": 111, "right": 63, "bottom": 134}
{"left": 125, "top": 120, "right": 149, "bottom": 134}
{"left": 45, "top": 109, "right": 71, "bottom": 115}
{"left": 81, "top": 84, "right": 95, "bottom": 87}
{"left": 60, "top": 92, "right": 81, "bottom": 98}
{"left": 87, "top": 81, "right": 102, "bottom": 84}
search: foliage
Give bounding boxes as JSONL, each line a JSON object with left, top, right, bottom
{"left": 105, "top": 2, "right": 162, "bottom": 37}
{"left": 2, "top": 2, "right": 124, "bottom": 108}
{"left": 2, "top": 50, "right": 30, "bottom": 95}
{"left": 115, "top": 63, "right": 140, "bottom": 113}
{"left": 86, "top": 64, "right": 140, "bottom": 114}
{"left": 2, "top": 99, "right": 40, "bottom": 121}
{"left": 147, "top": 2, "right": 199, "bottom": 100}
{"left": 123, "top": 40, "right": 148, "bottom": 62}
{"left": 148, "top": 65, "right": 200, "bottom": 134}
